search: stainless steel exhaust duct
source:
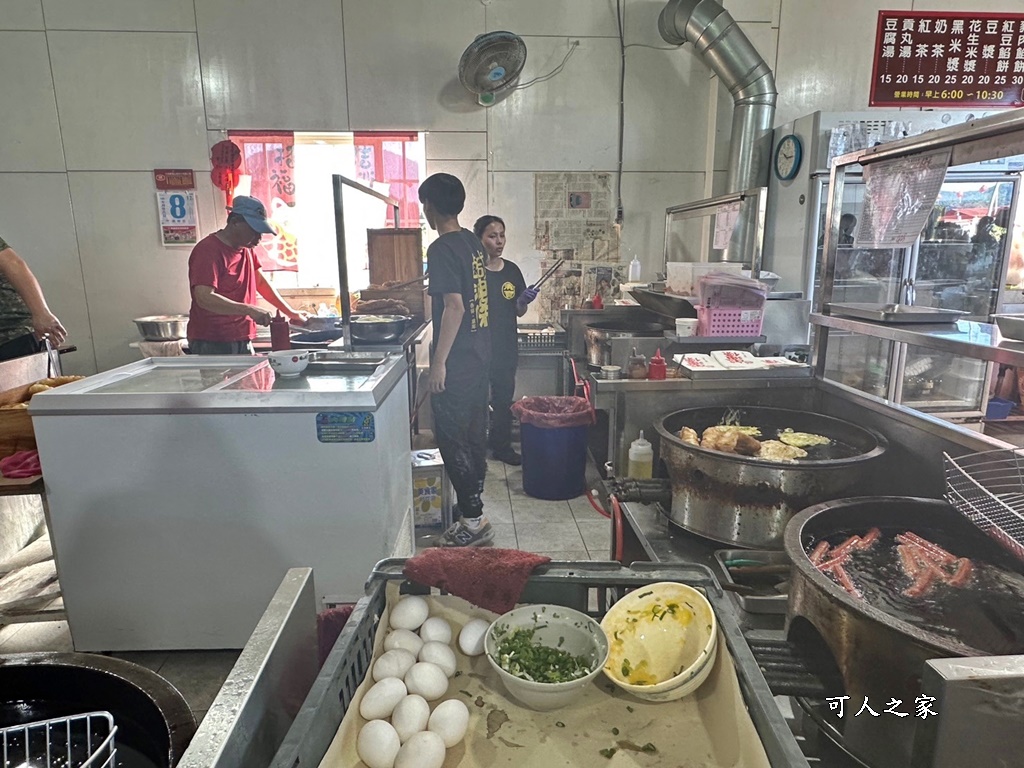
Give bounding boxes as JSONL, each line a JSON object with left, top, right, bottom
{"left": 659, "top": 0, "right": 777, "bottom": 263}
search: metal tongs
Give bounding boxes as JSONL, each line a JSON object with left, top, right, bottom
{"left": 531, "top": 259, "right": 565, "bottom": 291}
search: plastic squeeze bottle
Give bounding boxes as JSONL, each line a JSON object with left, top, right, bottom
{"left": 628, "top": 255, "right": 642, "bottom": 282}
{"left": 270, "top": 311, "right": 291, "bottom": 351}
{"left": 628, "top": 430, "right": 654, "bottom": 479}
{"left": 648, "top": 348, "right": 667, "bottom": 380}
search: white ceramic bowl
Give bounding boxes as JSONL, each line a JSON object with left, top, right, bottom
{"left": 267, "top": 349, "right": 310, "bottom": 377}
{"left": 485, "top": 604, "right": 609, "bottom": 712}
{"left": 600, "top": 581, "right": 718, "bottom": 702}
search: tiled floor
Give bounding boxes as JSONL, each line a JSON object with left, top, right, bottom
{"left": 475, "top": 456, "right": 613, "bottom": 560}
{"left": 0, "top": 451, "right": 611, "bottom": 727}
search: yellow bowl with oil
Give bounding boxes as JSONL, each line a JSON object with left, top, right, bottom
{"left": 600, "top": 581, "right": 718, "bottom": 702}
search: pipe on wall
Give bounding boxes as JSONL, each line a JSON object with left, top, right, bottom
{"left": 659, "top": 0, "right": 777, "bottom": 263}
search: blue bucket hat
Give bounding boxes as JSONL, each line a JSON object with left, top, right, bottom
{"left": 228, "top": 195, "right": 276, "bottom": 235}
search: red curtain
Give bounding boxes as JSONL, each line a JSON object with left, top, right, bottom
{"left": 353, "top": 132, "right": 421, "bottom": 228}
{"left": 229, "top": 131, "right": 298, "bottom": 272}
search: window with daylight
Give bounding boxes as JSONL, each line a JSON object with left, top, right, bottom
{"left": 226, "top": 131, "right": 425, "bottom": 296}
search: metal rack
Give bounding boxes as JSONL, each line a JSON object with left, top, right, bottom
{"left": 944, "top": 449, "right": 1024, "bottom": 562}
{"left": 0, "top": 711, "right": 117, "bottom": 768}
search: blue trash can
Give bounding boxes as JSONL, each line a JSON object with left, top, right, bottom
{"left": 513, "top": 396, "right": 594, "bottom": 501}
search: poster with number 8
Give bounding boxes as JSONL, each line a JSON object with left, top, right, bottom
{"left": 156, "top": 190, "right": 199, "bottom": 246}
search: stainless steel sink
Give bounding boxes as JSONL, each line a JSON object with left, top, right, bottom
{"left": 306, "top": 351, "right": 388, "bottom": 373}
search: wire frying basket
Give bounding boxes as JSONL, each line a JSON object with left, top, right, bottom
{"left": 1, "top": 711, "right": 117, "bottom": 768}
{"left": 943, "top": 449, "right": 1024, "bottom": 562}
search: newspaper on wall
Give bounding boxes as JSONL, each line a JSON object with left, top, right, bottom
{"left": 534, "top": 172, "right": 620, "bottom": 261}
{"left": 534, "top": 259, "right": 626, "bottom": 324}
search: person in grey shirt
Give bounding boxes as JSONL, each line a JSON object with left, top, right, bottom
{"left": 0, "top": 234, "right": 66, "bottom": 362}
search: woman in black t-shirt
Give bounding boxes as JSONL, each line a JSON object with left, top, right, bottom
{"left": 474, "top": 216, "right": 538, "bottom": 465}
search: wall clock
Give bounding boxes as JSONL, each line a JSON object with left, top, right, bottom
{"left": 774, "top": 134, "right": 802, "bottom": 181}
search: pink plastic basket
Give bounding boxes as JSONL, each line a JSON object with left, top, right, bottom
{"left": 697, "top": 305, "right": 765, "bottom": 336}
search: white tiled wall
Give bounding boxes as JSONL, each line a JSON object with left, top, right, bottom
{"left": 343, "top": 0, "right": 486, "bottom": 131}
{"left": 196, "top": 0, "right": 349, "bottom": 130}
{"left": 0, "top": 32, "right": 64, "bottom": 171}
{"left": 41, "top": 0, "right": 197, "bottom": 31}
{"left": 488, "top": 37, "right": 622, "bottom": 172}
{"left": 0, "top": 1, "right": 43, "bottom": 30}
{"left": 68, "top": 172, "right": 197, "bottom": 371}
{"left": 0, "top": 0, "right": 1012, "bottom": 372}
{"left": 48, "top": 31, "right": 207, "bottom": 171}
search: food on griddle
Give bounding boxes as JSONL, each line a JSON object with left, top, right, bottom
{"left": 895, "top": 531, "right": 973, "bottom": 597}
{"left": 807, "top": 528, "right": 975, "bottom": 601}
{"left": 700, "top": 425, "right": 761, "bottom": 456}
{"left": 778, "top": 428, "right": 830, "bottom": 448}
{"left": 678, "top": 426, "right": 699, "bottom": 446}
{"left": 757, "top": 440, "right": 808, "bottom": 462}
{"left": 807, "top": 527, "right": 882, "bottom": 599}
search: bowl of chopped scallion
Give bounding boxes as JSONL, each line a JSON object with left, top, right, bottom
{"left": 600, "top": 582, "right": 718, "bottom": 702}
{"left": 484, "top": 604, "right": 609, "bottom": 711}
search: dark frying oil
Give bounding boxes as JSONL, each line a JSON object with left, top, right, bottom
{"left": 812, "top": 530, "right": 1024, "bottom": 654}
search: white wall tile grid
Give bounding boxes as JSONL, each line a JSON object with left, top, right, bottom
{"left": 0, "top": 0, "right": 1009, "bottom": 372}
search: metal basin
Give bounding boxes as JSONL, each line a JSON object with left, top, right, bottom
{"left": 655, "top": 406, "right": 887, "bottom": 549}
{"left": 350, "top": 315, "right": 409, "bottom": 343}
{"left": 133, "top": 315, "right": 189, "bottom": 341}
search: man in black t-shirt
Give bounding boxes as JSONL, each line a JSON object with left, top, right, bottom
{"left": 421, "top": 174, "right": 493, "bottom": 547}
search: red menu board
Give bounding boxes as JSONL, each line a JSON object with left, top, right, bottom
{"left": 870, "top": 11, "right": 1024, "bottom": 108}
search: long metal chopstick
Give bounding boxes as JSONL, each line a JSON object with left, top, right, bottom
{"left": 531, "top": 258, "right": 565, "bottom": 290}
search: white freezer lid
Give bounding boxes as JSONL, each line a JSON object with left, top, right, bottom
{"left": 29, "top": 355, "right": 407, "bottom": 414}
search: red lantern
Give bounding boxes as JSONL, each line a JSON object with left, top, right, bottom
{"left": 210, "top": 140, "right": 242, "bottom": 206}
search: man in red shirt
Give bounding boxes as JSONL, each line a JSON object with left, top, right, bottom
{"left": 187, "top": 196, "right": 307, "bottom": 354}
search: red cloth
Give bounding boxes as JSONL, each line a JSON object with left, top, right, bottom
{"left": 403, "top": 548, "right": 551, "bottom": 615}
{"left": 186, "top": 234, "right": 260, "bottom": 342}
{"left": 316, "top": 604, "right": 355, "bottom": 668}
{"left": 0, "top": 449, "right": 40, "bottom": 478}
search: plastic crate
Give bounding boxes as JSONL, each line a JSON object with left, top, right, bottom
{"left": 697, "top": 305, "right": 765, "bottom": 336}
{"left": 516, "top": 323, "right": 567, "bottom": 350}
{"left": 269, "top": 560, "right": 810, "bottom": 768}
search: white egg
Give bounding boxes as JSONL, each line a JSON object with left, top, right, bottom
{"left": 418, "top": 616, "right": 453, "bottom": 645}
{"left": 404, "top": 662, "right": 449, "bottom": 701}
{"left": 357, "top": 720, "right": 401, "bottom": 768}
{"left": 418, "top": 641, "right": 457, "bottom": 678}
{"left": 394, "top": 730, "right": 446, "bottom": 768}
{"left": 372, "top": 649, "right": 417, "bottom": 682}
{"left": 383, "top": 629, "right": 424, "bottom": 656}
{"left": 359, "top": 677, "right": 407, "bottom": 720}
{"left": 389, "top": 596, "right": 429, "bottom": 631}
{"left": 458, "top": 618, "right": 490, "bottom": 656}
{"left": 428, "top": 698, "right": 470, "bottom": 748}
{"left": 390, "top": 695, "right": 430, "bottom": 744}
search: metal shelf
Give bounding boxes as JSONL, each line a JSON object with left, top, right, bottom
{"left": 812, "top": 313, "right": 1024, "bottom": 368}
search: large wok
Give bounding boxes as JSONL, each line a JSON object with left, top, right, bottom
{"left": 785, "top": 496, "right": 1024, "bottom": 768}
{"left": 656, "top": 406, "right": 887, "bottom": 548}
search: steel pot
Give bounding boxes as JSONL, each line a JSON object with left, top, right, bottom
{"left": 784, "top": 496, "right": 1024, "bottom": 768}
{"left": 133, "top": 315, "right": 189, "bottom": 341}
{"left": 584, "top": 321, "right": 667, "bottom": 367}
{"left": 350, "top": 314, "right": 409, "bottom": 344}
{"left": 301, "top": 316, "right": 341, "bottom": 332}
{"left": 655, "top": 406, "right": 887, "bottom": 549}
